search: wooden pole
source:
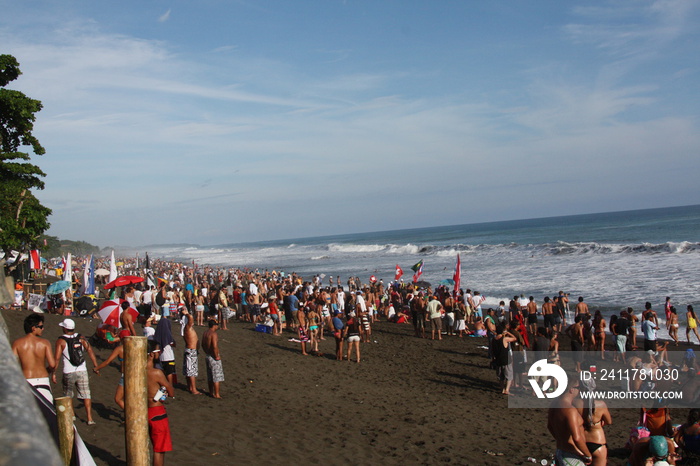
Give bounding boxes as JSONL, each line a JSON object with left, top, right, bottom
{"left": 54, "top": 397, "right": 74, "bottom": 465}
{"left": 123, "top": 336, "right": 149, "bottom": 466}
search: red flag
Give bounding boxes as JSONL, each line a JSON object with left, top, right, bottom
{"left": 453, "top": 254, "right": 461, "bottom": 298}
{"left": 395, "top": 265, "right": 403, "bottom": 281}
{"left": 29, "top": 250, "right": 41, "bottom": 270}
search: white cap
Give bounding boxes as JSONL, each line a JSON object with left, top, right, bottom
{"left": 59, "top": 318, "right": 75, "bottom": 330}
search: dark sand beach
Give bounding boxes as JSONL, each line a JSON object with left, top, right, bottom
{"left": 3, "top": 308, "right": 643, "bottom": 465}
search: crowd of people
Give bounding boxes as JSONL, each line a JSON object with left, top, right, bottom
{"left": 9, "top": 256, "right": 700, "bottom": 465}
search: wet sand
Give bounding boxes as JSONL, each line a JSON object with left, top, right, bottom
{"left": 3, "top": 308, "right": 641, "bottom": 465}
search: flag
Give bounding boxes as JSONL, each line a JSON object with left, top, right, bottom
{"left": 83, "top": 255, "right": 95, "bottom": 295}
{"left": 453, "top": 254, "right": 461, "bottom": 298}
{"left": 411, "top": 260, "right": 423, "bottom": 273}
{"left": 64, "top": 253, "right": 72, "bottom": 285}
{"left": 412, "top": 260, "right": 424, "bottom": 283}
{"left": 395, "top": 265, "right": 403, "bottom": 281}
{"left": 109, "top": 250, "right": 118, "bottom": 283}
{"left": 145, "top": 252, "right": 150, "bottom": 271}
{"left": 29, "top": 250, "right": 41, "bottom": 270}
{"left": 135, "top": 253, "right": 139, "bottom": 271}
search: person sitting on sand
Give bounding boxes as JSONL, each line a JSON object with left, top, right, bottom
{"left": 628, "top": 435, "right": 676, "bottom": 466}
{"left": 472, "top": 317, "right": 487, "bottom": 337}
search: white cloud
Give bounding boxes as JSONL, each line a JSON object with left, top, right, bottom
{"left": 158, "top": 9, "right": 171, "bottom": 23}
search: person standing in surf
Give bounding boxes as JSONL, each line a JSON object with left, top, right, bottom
{"left": 687, "top": 305, "right": 700, "bottom": 345}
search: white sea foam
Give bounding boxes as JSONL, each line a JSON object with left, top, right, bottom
{"left": 145, "top": 238, "right": 700, "bottom": 312}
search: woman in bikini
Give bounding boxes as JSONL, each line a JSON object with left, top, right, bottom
{"left": 687, "top": 305, "right": 700, "bottom": 345}
{"left": 93, "top": 332, "right": 129, "bottom": 413}
{"left": 307, "top": 305, "right": 321, "bottom": 353}
{"left": 669, "top": 306, "right": 679, "bottom": 345}
{"left": 593, "top": 311, "right": 606, "bottom": 360}
{"left": 573, "top": 380, "right": 613, "bottom": 466}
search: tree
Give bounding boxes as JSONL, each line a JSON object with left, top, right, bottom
{"left": 0, "top": 54, "right": 51, "bottom": 269}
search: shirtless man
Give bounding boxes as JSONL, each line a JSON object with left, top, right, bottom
{"left": 547, "top": 379, "right": 593, "bottom": 465}
{"left": 576, "top": 297, "right": 589, "bottom": 317}
{"left": 12, "top": 314, "right": 56, "bottom": 402}
{"left": 202, "top": 320, "right": 223, "bottom": 398}
{"left": 542, "top": 297, "right": 555, "bottom": 337}
{"left": 147, "top": 340, "right": 175, "bottom": 466}
{"left": 567, "top": 315, "right": 586, "bottom": 372}
{"left": 411, "top": 293, "right": 426, "bottom": 338}
{"left": 527, "top": 297, "right": 538, "bottom": 336}
{"left": 181, "top": 309, "right": 201, "bottom": 395}
{"left": 120, "top": 301, "right": 137, "bottom": 337}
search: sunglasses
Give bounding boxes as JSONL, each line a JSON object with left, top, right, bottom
{"left": 36, "top": 325, "right": 44, "bottom": 329}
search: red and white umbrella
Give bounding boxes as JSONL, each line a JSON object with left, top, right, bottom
{"left": 98, "top": 299, "right": 139, "bottom": 328}
{"left": 104, "top": 275, "right": 144, "bottom": 290}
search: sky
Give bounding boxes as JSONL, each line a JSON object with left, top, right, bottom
{"left": 2, "top": 0, "right": 699, "bottom": 248}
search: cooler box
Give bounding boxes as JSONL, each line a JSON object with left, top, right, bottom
{"left": 255, "top": 324, "right": 272, "bottom": 334}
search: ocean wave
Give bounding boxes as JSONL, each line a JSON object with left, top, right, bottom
{"left": 314, "top": 240, "right": 700, "bottom": 257}
{"left": 311, "top": 255, "right": 331, "bottom": 261}
{"left": 537, "top": 241, "right": 700, "bottom": 256}
{"left": 327, "top": 243, "right": 388, "bottom": 253}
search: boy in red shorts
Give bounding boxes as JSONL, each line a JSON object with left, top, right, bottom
{"left": 147, "top": 341, "right": 175, "bottom": 466}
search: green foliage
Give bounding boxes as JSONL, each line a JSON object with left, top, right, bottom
{"left": 0, "top": 54, "right": 51, "bottom": 266}
{"left": 40, "top": 235, "right": 102, "bottom": 258}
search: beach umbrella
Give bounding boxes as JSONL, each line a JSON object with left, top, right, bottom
{"left": 439, "top": 279, "right": 455, "bottom": 286}
{"left": 95, "top": 268, "right": 110, "bottom": 276}
{"left": 46, "top": 280, "right": 71, "bottom": 295}
{"left": 98, "top": 299, "right": 139, "bottom": 328}
{"left": 415, "top": 280, "right": 431, "bottom": 288}
{"left": 104, "top": 275, "right": 144, "bottom": 290}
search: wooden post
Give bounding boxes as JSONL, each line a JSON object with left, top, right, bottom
{"left": 55, "top": 397, "right": 74, "bottom": 465}
{"left": 123, "top": 336, "right": 149, "bottom": 466}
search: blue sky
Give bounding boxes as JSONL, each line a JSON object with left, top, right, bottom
{"left": 2, "top": 0, "right": 699, "bottom": 247}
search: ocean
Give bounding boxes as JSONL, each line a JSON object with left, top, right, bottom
{"left": 145, "top": 204, "right": 700, "bottom": 316}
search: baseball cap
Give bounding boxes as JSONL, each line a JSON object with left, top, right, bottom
{"left": 59, "top": 318, "right": 75, "bottom": 330}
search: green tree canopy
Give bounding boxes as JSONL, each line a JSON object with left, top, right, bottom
{"left": 0, "top": 54, "right": 51, "bottom": 266}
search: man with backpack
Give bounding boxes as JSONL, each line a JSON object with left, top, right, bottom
{"left": 54, "top": 318, "right": 99, "bottom": 425}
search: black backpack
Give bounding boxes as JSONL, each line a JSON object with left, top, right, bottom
{"left": 61, "top": 334, "right": 85, "bottom": 366}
